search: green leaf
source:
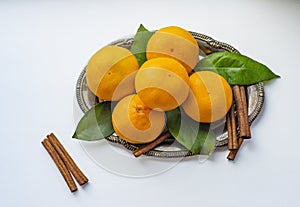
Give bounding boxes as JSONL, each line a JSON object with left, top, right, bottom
{"left": 194, "top": 52, "right": 280, "bottom": 85}
{"left": 73, "top": 102, "right": 114, "bottom": 141}
{"left": 166, "top": 107, "right": 216, "bottom": 155}
{"left": 130, "top": 24, "right": 154, "bottom": 66}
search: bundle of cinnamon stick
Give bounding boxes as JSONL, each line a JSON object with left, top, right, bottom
{"left": 226, "top": 85, "right": 251, "bottom": 160}
{"left": 41, "top": 133, "right": 88, "bottom": 192}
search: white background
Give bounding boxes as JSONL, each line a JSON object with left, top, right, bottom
{"left": 1, "top": 0, "right": 299, "bottom": 206}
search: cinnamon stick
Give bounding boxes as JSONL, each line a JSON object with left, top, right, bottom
{"left": 47, "top": 133, "right": 88, "bottom": 186}
{"left": 231, "top": 108, "right": 239, "bottom": 149}
{"left": 41, "top": 138, "right": 78, "bottom": 192}
{"left": 227, "top": 138, "right": 244, "bottom": 161}
{"left": 239, "top": 86, "right": 251, "bottom": 138}
{"left": 133, "top": 132, "right": 172, "bottom": 157}
{"left": 227, "top": 105, "right": 238, "bottom": 150}
{"left": 232, "top": 85, "right": 251, "bottom": 139}
{"left": 226, "top": 112, "right": 233, "bottom": 150}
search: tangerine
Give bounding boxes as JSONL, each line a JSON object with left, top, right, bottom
{"left": 86, "top": 45, "right": 139, "bottom": 101}
{"left": 146, "top": 26, "right": 199, "bottom": 73}
{"left": 135, "top": 57, "right": 190, "bottom": 111}
{"left": 182, "top": 71, "right": 233, "bottom": 123}
{"left": 112, "top": 94, "right": 166, "bottom": 144}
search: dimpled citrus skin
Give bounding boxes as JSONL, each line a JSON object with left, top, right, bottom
{"left": 112, "top": 94, "right": 166, "bottom": 144}
{"left": 182, "top": 71, "right": 233, "bottom": 123}
{"left": 146, "top": 26, "right": 199, "bottom": 73}
{"left": 86, "top": 45, "right": 139, "bottom": 101}
{"left": 135, "top": 57, "right": 190, "bottom": 111}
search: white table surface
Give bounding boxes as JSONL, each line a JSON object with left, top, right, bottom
{"left": 1, "top": 0, "right": 299, "bottom": 206}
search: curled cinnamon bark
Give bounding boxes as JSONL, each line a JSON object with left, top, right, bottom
{"left": 227, "top": 138, "right": 244, "bottom": 161}
{"left": 227, "top": 105, "right": 238, "bottom": 150}
{"left": 133, "top": 132, "right": 172, "bottom": 157}
{"left": 47, "top": 133, "right": 88, "bottom": 186}
{"left": 232, "top": 86, "right": 246, "bottom": 138}
{"left": 42, "top": 133, "right": 89, "bottom": 192}
{"left": 239, "top": 86, "right": 251, "bottom": 138}
{"left": 42, "top": 138, "right": 78, "bottom": 192}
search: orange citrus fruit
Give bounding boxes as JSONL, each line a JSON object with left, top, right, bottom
{"left": 146, "top": 26, "right": 199, "bottom": 73}
{"left": 182, "top": 71, "right": 233, "bottom": 123}
{"left": 86, "top": 45, "right": 139, "bottom": 101}
{"left": 135, "top": 57, "right": 190, "bottom": 111}
{"left": 112, "top": 94, "right": 166, "bottom": 144}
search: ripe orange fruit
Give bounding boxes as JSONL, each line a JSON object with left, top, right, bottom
{"left": 135, "top": 57, "right": 190, "bottom": 111}
{"left": 86, "top": 45, "right": 139, "bottom": 101}
{"left": 182, "top": 71, "right": 233, "bottom": 123}
{"left": 112, "top": 94, "right": 166, "bottom": 144}
{"left": 146, "top": 26, "right": 199, "bottom": 73}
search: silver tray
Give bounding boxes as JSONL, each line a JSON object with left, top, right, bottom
{"left": 76, "top": 31, "right": 264, "bottom": 158}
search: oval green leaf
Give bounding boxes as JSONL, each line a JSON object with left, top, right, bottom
{"left": 194, "top": 52, "right": 280, "bottom": 85}
{"left": 166, "top": 107, "right": 216, "bottom": 155}
{"left": 130, "top": 24, "right": 154, "bottom": 66}
{"left": 73, "top": 102, "right": 114, "bottom": 141}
